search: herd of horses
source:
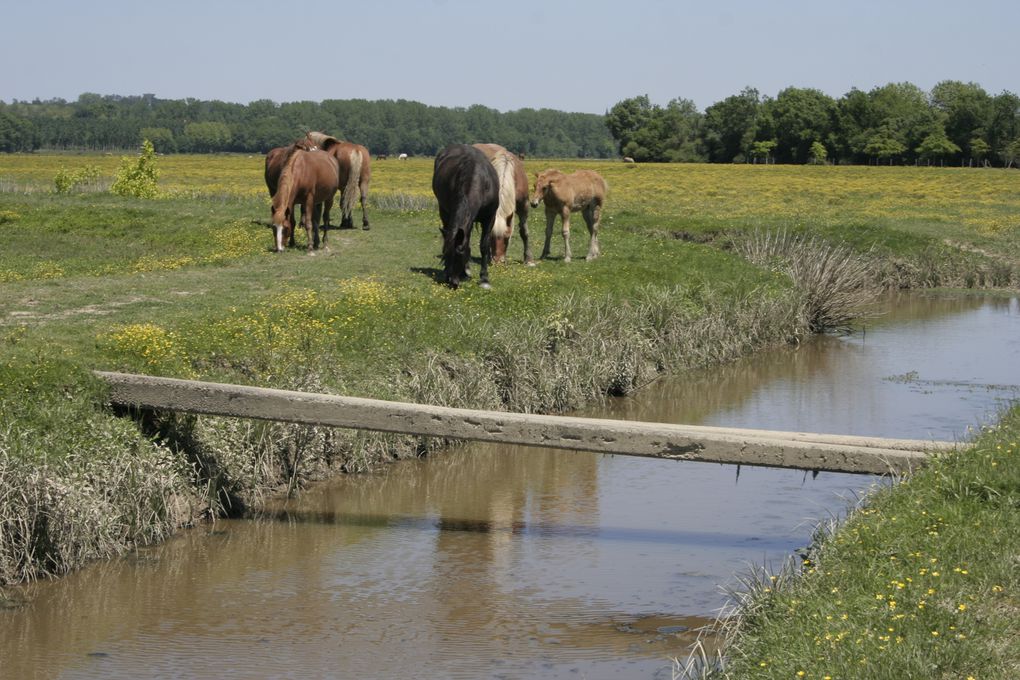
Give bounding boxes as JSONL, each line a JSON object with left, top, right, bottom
{"left": 263, "top": 133, "right": 607, "bottom": 288}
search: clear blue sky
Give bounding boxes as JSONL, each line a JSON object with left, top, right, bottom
{"left": 3, "top": 0, "right": 1017, "bottom": 114}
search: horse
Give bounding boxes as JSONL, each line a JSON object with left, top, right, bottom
{"left": 472, "top": 143, "right": 532, "bottom": 265}
{"left": 530, "top": 169, "right": 608, "bottom": 262}
{"left": 431, "top": 144, "right": 500, "bottom": 289}
{"left": 269, "top": 147, "right": 339, "bottom": 253}
{"left": 265, "top": 137, "right": 325, "bottom": 248}
{"left": 305, "top": 132, "right": 372, "bottom": 232}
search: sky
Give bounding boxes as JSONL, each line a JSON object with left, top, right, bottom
{"left": 3, "top": 0, "right": 1018, "bottom": 114}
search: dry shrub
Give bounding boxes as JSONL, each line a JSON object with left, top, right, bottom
{"left": 735, "top": 230, "right": 881, "bottom": 333}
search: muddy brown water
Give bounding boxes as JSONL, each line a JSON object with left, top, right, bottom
{"left": 2, "top": 294, "right": 1018, "bottom": 679}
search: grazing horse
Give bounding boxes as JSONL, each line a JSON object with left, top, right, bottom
{"left": 269, "top": 147, "right": 339, "bottom": 253}
{"left": 305, "top": 132, "right": 372, "bottom": 232}
{"left": 530, "top": 169, "right": 608, "bottom": 262}
{"left": 431, "top": 144, "right": 500, "bottom": 289}
{"left": 265, "top": 138, "right": 326, "bottom": 248}
{"left": 472, "top": 143, "right": 532, "bottom": 265}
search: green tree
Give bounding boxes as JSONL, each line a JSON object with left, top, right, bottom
{"left": 915, "top": 128, "right": 961, "bottom": 165}
{"left": 140, "top": 127, "right": 175, "bottom": 153}
{"left": 969, "top": 137, "right": 991, "bottom": 165}
{"left": 760, "top": 87, "right": 836, "bottom": 163}
{"left": 605, "top": 95, "right": 655, "bottom": 157}
{"left": 930, "top": 80, "right": 991, "bottom": 159}
{"left": 703, "top": 87, "right": 761, "bottom": 162}
{"left": 183, "top": 121, "right": 232, "bottom": 152}
{"left": 864, "top": 125, "right": 907, "bottom": 164}
{"left": 750, "top": 140, "right": 777, "bottom": 164}
{"left": 809, "top": 141, "right": 828, "bottom": 164}
{"left": 111, "top": 139, "right": 160, "bottom": 198}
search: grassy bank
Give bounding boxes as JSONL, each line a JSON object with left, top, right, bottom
{"left": 697, "top": 405, "right": 1020, "bottom": 679}
{"left": 1, "top": 157, "right": 1018, "bottom": 593}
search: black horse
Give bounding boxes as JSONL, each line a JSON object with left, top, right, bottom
{"left": 431, "top": 144, "right": 500, "bottom": 289}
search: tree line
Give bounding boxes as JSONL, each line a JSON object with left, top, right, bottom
{"left": 0, "top": 94, "right": 616, "bottom": 158}
{"left": 606, "top": 81, "right": 1020, "bottom": 166}
{"left": 3, "top": 82, "right": 1018, "bottom": 166}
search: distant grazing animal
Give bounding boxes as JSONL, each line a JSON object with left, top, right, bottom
{"left": 269, "top": 147, "right": 339, "bottom": 253}
{"left": 431, "top": 144, "right": 500, "bottom": 289}
{"left": 472, "top": 143, "right": 532, "bottom": 265}
{"left": 376, "top": 153, "right": 389, "bottom": 160}
{"left": 622, "top": 156, "right": 636, "bottom": 163}
{"left": 398, "top": 153, "right": 408, "bottom": 160}
{"left": 305, "top": 132, "right": 372, "bottom": 232}
{"left": 530, "top": 169, "right": 608, "bottom": 262}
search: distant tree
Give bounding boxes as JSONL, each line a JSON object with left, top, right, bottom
{"left": 930, "top": 80, "right": 991, "bottom": 159}
{"left": 750, "top": 140, "right": 777, "bottom": 164}
{"left": 183, "top": 121, "right": 231, "bottom": 152}
{"left": 605, "top": 95, "right": 655, "bottom": 157}
{"left": 703, "top": 87, "right": 761, "bottom": 162}
{"left": 987, "top": 91, "right": 1020, "bottom": 164}
{"left": 915, "top": 127, "right": 961, "bottom": 165}
{"left": 1002, "top": 138, "right": 1020, "bottom": 168}
{"left": 864, "top": 125, "right": 907, "bottom": 164}
{"left": 140, "top": 127, "right": 175, "bottom": 153}
{"left": 0, "top": 108, "right": 36, "bottom": 151}
{"left": 969, "top": 137, "right": 991, "bottom": 166}
{"left": 760, "top": 87, "right": 836, "bottom": 163}
{"left": 809, "top": 141, "right": 828, "bottom": 164}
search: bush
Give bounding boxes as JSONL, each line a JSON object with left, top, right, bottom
{"left": 110, "top": 139, "right": 160, "bottom": 198}
{"left": 53, "top": 164, "right": 101, "bottom": 193}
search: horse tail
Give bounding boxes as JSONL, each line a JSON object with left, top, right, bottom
{"left": 341, "top": 147, "right": 362, "bottom": 220}
{"left": 490, "top": 150, "right": 516, "bottom": 239}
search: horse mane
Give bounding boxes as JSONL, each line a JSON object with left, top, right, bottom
{"left": 305, "top": 131, "right": 341, "bottom": 151}
{"left": 273, "top": 148, "right": 306, "bottom": 214}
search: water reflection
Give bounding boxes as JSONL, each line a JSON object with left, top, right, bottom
{"left": 2, "top": 294, "right": 1018, "bottom": 679}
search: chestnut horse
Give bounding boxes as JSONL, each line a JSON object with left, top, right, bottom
{"left": 530, "top": 169, "right": 608, "bottom": 262}
{"left": 305, "top": 132, "right": 372, "bottom": 232}
{"left": 269, "top": 147, "right": 339, "bottom": 253}
{"left": 263, "top": 135, "right": 318, "bottom": 247}
{"left": 472, "top": 143, "right": 532, "bottom": 265}
{"left": 432, "top": 144, "right": 499, "bottom": 289}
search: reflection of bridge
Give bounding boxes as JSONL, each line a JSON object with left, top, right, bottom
{"left": 96, "top": 371, "right": 958, "bottom": 476}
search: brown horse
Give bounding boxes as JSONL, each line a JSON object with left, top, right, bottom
{"left": 269, "top": 147, "right": 339, "bottom": 253}
{"left": 530, "top": 169, "right": 608, "bottom": 262}
{"left": 264, "top": 140, "right": 324, "bottom": 248}
{"left": 472, "top": 143, "right": 532, "bottom": 265}
{"left": 306, "top": 132, "right": 372, "bottom": 232}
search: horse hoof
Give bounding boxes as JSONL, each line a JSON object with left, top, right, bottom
{"left": 479, "top": 281, "right": 491, "bottom": 290}
{"left": 362, "top": 225, "right": 371, "bottom": 231}
{"left": 526, "top": 260, "right": 537, "bottom": 267}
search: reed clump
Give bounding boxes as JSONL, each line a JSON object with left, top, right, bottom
{"left": 734, "top": 229, "right": 882, "bottom": 333}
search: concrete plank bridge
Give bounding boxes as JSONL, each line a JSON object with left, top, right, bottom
{"left": 95, "top": 371, "right": 960, "bottom": 476}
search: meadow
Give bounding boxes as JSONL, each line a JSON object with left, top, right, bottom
{"left": 1, "top": 153, "right": 1019, "bottom": 677}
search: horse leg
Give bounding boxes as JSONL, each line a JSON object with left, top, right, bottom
{"left": 560, "top": 208, "right": 573, "bottom": 263}
{"left": 518, "top": 208, "right": 534, "bottom": 265}
{"left": 321, "top": 197, "right": 335, "bottom": 249}
{"left": 584, "top": 203, "right": 602, "bottom": 260}
{"left": 289, "top": 205, "right": 300, "bottom": 248}
{"left": 304, "top": 198, "right": 316, "bottom": 254}
{"left": 479, "top": 217, "right": 494, "bottom": 289}
{"left": 360, "top": 182, "right": 370, "bottom": 230}
{"left": 540, "top": 208, "right": 556, "bottom": 259}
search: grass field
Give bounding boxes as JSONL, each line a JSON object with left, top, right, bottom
{"left": 1, "top": 154, "right": 1019, "bottom": 676}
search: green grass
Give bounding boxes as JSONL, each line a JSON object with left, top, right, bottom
{"left": 706, "top": 407, "right": 1020, "bottom": 679}
{"left": 1, "top": 158, "right": 1019, "bottom": 670}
